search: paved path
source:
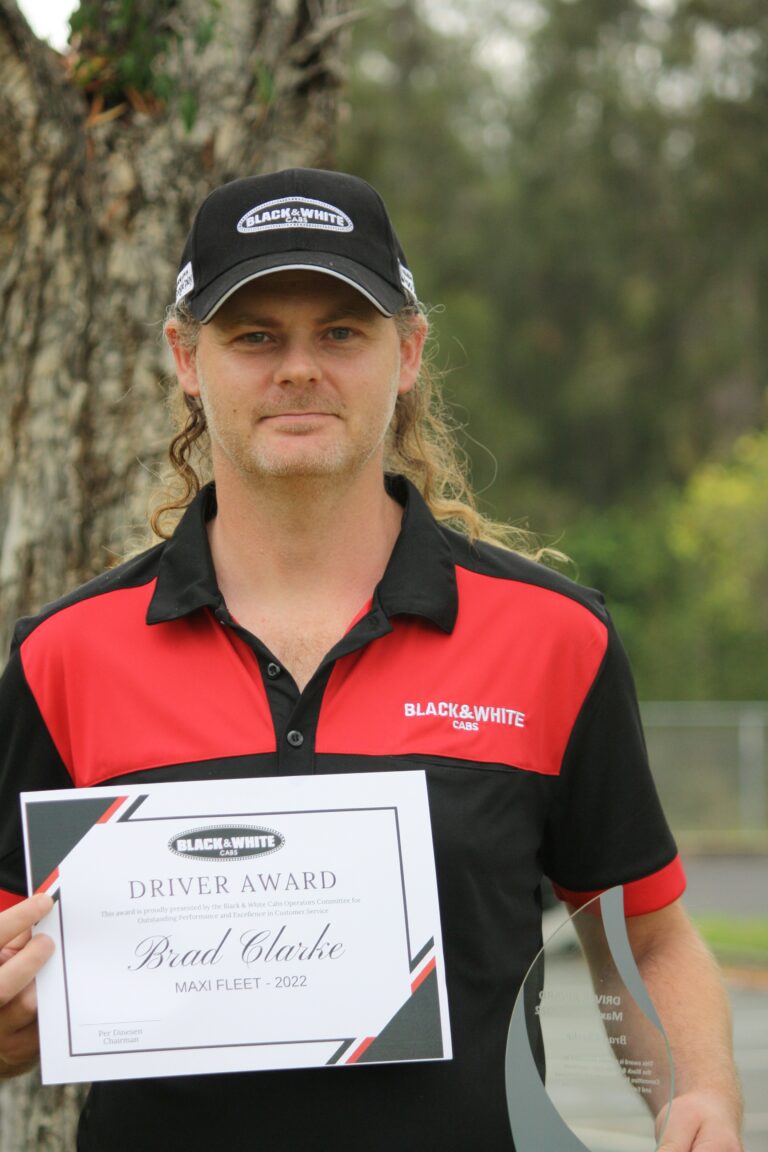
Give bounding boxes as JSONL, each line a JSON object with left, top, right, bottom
{"left": 683, "top": 853, "right": 768, "bottom": 1147}
{"left": 730, "top": 978, "right": 768, "bottom": 1152}
{"left": 681, "top": 854, "right": 768, "bottom": 919}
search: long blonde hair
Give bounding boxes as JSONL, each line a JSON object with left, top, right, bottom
{"left": 153, "top": 301, "right": 558, "bottom": 562}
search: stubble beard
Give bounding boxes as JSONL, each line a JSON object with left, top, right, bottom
{"left": 197, "top": 367, "right": 399, "bottom": 484}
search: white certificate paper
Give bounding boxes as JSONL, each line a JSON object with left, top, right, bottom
{"left": 21, "top": 771, "right": 451, "bottom": 1084}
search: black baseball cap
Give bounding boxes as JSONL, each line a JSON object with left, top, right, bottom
{"left": 175, "top": 168, "right": 418, "bottom": 321}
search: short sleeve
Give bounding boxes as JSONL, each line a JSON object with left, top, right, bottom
{"left": 541, "top": 614, "right": 685, "bottom": 916}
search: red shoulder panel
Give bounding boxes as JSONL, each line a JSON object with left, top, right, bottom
{"left": 317, "top": 567, "right": 608, "bottom": 775}
{"left": 20, "top": 582, "right": 276, "bottom": 785}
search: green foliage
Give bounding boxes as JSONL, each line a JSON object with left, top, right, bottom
{"left": 255, "top": 64, "right": 276, "bottom": 108}
{"left": 693, "top": 916, "right": 768, "bottom": 966}
{"left": 671, "top": 430, "right": 768, "bottom": 630}
{"left": 178, "top": 90, "right": 199, "bottom": 133}
{"left": 664, "top": 428, "right": 768, "bottom": 696}
{"left": 68, "top": 0, "right": 222, "bottom": 129}
{"left": 562, "top": 426, "right": 768, "bottom": 698}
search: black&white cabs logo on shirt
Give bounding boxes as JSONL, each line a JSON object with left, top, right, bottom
{"left": 237, "top": 197, "right": 354, "bottom": 234}
{"left": 404, "top": 701, "right": 527, "bottom": 732}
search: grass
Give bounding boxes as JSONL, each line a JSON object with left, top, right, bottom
{"left": 693, "top": 916, "right": 768, "bottom": 967}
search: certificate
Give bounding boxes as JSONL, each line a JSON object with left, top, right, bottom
{"left": 21, "top": 771, "right": 451, "bottom": 1084}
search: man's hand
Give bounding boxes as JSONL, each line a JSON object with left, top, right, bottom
{"left": 625, "top": 903, "right": 745, "bottom": 1152}
{"left": 656, "top": 1089, "right": 744, "bottom": 1151}
{"left": 0, "top": 894, "right": 54, "bottom": 1077}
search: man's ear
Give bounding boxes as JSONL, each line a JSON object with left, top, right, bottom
{"left": 397, "top": 314, "right": 427, "bottom": 397}
{"left": 165, "top": 323, "right": 201, "bottom": 398}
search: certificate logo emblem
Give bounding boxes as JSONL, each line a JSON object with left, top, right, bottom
{"left": 169, "top": 825, "right": 285, "bottom": 860}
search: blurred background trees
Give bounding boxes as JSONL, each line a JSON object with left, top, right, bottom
{"left": 338, "top": 0, "right": 768, "bottom": 699}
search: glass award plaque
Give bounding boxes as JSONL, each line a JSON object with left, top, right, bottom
{"left": 506, "top": 887, "right": 674, "bottom": 1151}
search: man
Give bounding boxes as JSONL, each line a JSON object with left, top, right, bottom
{"left": 0, "top": 169, "right": 743, "bottom": 1150}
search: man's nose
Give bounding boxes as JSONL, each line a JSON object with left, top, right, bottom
{"left": 273, "top": 338, "right": 321, "bottom": 386}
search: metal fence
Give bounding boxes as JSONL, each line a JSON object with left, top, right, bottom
{"left": 641, "top": 702, "right": 768, "bottom": 840}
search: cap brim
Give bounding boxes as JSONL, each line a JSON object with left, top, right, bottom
{"left": 188, "top": 252, "right": 408, "bottom": 321}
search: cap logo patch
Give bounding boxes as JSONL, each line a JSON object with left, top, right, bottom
{"left": 176, "top": 261, "right": 194, "bottom": 301}
{"left": 237, "top": 196, "right": 354, "bottom": 235}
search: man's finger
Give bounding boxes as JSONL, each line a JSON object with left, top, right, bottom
{"left": 0, "top": 932, "right": 55, "bottom": 1009}
{"left": 0, "top": 896, "right": 54, "bottom": 950}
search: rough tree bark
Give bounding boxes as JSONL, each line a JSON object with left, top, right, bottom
{"left": 0, "top": 0, "right": 350, "bottom": 1145}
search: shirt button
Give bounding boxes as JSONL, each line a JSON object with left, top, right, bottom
{"left": 286, "top": 730, "right": 304, "bottom": 748}
{"left": 266, "top": 662, "right": 281, "bottom": 678}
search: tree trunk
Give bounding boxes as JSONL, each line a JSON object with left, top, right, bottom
{"left": 0, "top": 0, "right": 350, "bottom": 1144}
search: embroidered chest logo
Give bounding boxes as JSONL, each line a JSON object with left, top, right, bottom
{"left": 403, "top": 701, "right": 527, "bottom": 733}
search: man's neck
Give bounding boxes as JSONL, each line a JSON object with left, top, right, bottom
{"left": 206, "top": 468, "right": 403, "bottom": 677}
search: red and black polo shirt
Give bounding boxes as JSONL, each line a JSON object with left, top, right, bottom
{"left": 0, "top": 476, "right": 684, "bottom": 1152}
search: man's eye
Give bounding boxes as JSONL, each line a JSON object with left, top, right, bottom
{"left": 328, "top": 327, "right": 354, "bottom": 341}
{"left": 240, "top": 331, "right": 271, "bottom": 344}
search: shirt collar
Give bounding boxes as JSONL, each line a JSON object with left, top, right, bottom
{"left": 146, "top": 485, "right": 221, "bottom": 624}
{"left": 147, "top": 476, "right": 458, "bottom": 633}
{"left": 378, "top": 475, "right": 458, "bottom": 632}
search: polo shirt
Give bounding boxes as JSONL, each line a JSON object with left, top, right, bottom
{"left": 0, "top": 476, "right": 684, "bottom": 1151}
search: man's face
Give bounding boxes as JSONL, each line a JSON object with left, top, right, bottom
{"left": 168, "top": 271, "right": 424, "bottom": 487}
